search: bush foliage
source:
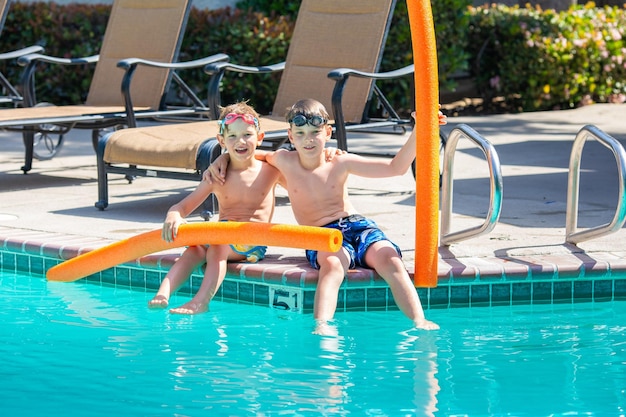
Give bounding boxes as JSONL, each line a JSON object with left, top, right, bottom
{"left": 0, "top": 1, "right": 469, "bottom": 116}
{"left": 467, "top": 2, "right": 626, "bottom": 112}
{"left": 0, "top": 1, "right": 624, "bottom": 114}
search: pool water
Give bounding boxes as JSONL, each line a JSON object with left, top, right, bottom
{"left": 1, "top": 271, "right": 625, "bottom": 417}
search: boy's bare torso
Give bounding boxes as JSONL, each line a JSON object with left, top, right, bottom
{"left": 270, "top": 151, "right": 357, "bottom": 227}
{"left": 213, "top": 160, "right": 281, "bottom": 223}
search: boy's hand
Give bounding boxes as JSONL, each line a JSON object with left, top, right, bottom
{"left": 438, "top": 104, "right": 447, "bottom": 126}
{"left": 162, "top": 212, "right": 185, "bottom": 242}
{"left": 410, "top": 105, "right": 447, "bottom": 126}
{"left": 203, "top": 153, "right": 230, "bottom": 185}
{"left": 323, "top": 146, "right": 346, "bottom": 162}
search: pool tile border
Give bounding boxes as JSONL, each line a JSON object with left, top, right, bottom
{"left": 2, "top": 229, "right": 626, "bottom": 313}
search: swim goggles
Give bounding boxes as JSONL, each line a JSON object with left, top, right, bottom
{"left": 218, "top": 113, "right": 260, "bottom": 134}
{"left": 288, "top": 114, "right": 327, "bottom": 127}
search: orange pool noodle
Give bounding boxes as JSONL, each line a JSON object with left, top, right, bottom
{"left": 46, "top": 222, "right": 343, "bottom": 282}
{"left": 407, "top": 0, "right": 439, "bottom": 287}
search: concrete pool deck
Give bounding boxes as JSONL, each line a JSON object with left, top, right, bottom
{"left": 1, "top": 103, "right": 626, "bottom": 308}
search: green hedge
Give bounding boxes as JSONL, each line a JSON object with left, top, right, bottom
{"left": 4, "top": 1, "right": 622, "bottom": 115}
{"left": 467, "top": 2, "right": 626, "bottom": 112}
{"left": 0, "top": 1, "right": 469, "bottom": 116}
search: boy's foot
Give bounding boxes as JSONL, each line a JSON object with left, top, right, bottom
{"left": 413, "top": 318, "right": 440, "bottom": 330}
{"left": 148, "top": 295, "right": 169, "bottom": 309}
{"left": 312, "top": 319, "right": 338, "bottom": 336}
{"left": 169, "top": 301, "right": 208, "bottom": 315}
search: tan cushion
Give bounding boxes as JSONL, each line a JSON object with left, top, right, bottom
{"left": 104, "top": 117, "right": 289, "bottom": 169}
{"left": 0, "top": 105, "right": 149, "bottom": 123}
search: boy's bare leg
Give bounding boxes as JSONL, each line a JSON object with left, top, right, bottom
{"left": 170, "top": 245, "right": 241, "bottom": 315}
{"left": 148, "top": 246, "right": 206, "bottom": 308}
{"left": 365, "top": 242, "right": 439, "bottom": 330}
{"left": 313, "top": 250, "right": 350, "bottom": 335}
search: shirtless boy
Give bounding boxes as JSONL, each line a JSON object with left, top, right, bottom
{"left": 209, "top": 98, "right": 446, "bottom": 331}
{"left": 148, "top": 102, "right": 282, "bottom": 314}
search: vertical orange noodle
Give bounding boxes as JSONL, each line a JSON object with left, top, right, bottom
{"left": 407, "top": 0, "right": 439, "bottom": 287}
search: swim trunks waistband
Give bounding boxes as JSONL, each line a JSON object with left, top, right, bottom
{"left": 323, "top": 214, "right": 365, "bottom": 227}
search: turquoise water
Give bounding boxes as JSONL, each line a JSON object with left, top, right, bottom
{"left": 1, "top": 271, "right": 625, "bottom": 417}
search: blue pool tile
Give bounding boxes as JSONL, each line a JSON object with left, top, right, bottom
{"left": 130, "top": 270, "right": 147, "bottom": 288}
{"left": 573, "top": 280, "right": 593, "bottom": 302}
{"left": 16, "top": 254, "right": 29, "bottom": 272}
{"left": 346, "top": 288, "right": 366, "bottom": 311}
{"left": 428, "top": 286, "right": 450, "bottom": 308}
{"left": 613, "top": 279, "right": 626, "bottom": 299}
{"left": 491, "top": 283, "right": 511, "bottom": 305}
{"left": 254, "top": 284, "right": 269, "bottom": 306}
{"left": 30, "top": 256, "right": 44, "bottom": 275}
{"left": 239, "top": 282, "right": 254, "bottom": 304}
{"left": 143, "top": 270, "right": 160, "bottom": 289}
{"left": 532, "top": 281, "right": 553, "bottom": 304}
{"left": 101, "top": 268, "right": 116, "bottom": 284}
{"left": 552, "top": 281, "right": 573, "bottom": 303}
{"left": 470, "top": 284, "right": 490, "bottom": 306}
{"left": 303, "top": 290, "right": 315, "bottom": 312}
{"left": 450, "top": 285, "right": 470, "bottom": 307}
{"left": 366, "top": 287, "right": 388, "bottom": 310}
{"left": 593, "top": 280, "right": 613, "bottom": 301}
{"left": 511, "top": 283, "right": 531, "bottom": 304}
{"left": 1, "top": 251, "right": 15, "bottom": 270}
{"left": 144, "top": 270, "right": 163, "bottom": 290}
{"left": 221, "top": 280, "right": 238, "bottom": 301}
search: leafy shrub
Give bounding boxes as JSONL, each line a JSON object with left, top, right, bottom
{"left": 467, "top": 2, "right": 626, "bottom": 112}
{"left": 0, "top": 1, "right": 469, "bottom": 116}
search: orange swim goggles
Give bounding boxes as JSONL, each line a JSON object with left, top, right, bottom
{"left": 218, "top": 113, "right": 260, "bottom": 134}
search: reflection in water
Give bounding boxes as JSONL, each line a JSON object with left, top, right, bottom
{"left": 5, "top": 273, "right": 624, "bottom": 416}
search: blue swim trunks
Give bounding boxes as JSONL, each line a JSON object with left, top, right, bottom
{"left": 305, "top": 214, "right": 401, "bottom": 270}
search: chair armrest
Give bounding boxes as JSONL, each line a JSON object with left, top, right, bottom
{"left": 327, "top": 64, "right": 414, "bottom": 81}
{"left": 117, "top": 53, "right": 229, "bottom": 71}
{"left": 328, "top": 64, "right": 414, "bottom": 151}
{"left": 203, "top": 60, "right": 285, "bottom": 75}
{"left": 118, "top": 53, "right": 230, "bottom": 128}
{"left": 17, "top": 53, "right": 99, "bottom": 67}
{"left": 16, "top": 53, "right": 100, "bottom": 107}
{"left": 0, "top": 45, "right": 44, "bottom": 61}
{"left": 204, "top": 60, "right": 286, "bottom": 118}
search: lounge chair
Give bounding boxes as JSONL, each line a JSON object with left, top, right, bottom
{"left": 0, "top": 0, "right": 227, "bottom": 172}
{"left": 0, "top": 0, "right": 44, "bottom": 106}
{"left": 96, "top": 0, "right": 420, "bottom": 213}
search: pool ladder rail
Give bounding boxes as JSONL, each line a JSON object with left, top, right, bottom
{"left": 566, "top": 124, "right": 626, "bottom": 244}
{"left": 439, "top": 123, "right": 503, "bottom": 246}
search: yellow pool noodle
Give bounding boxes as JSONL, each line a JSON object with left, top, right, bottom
{"left": 408, "top": 0, "right": 439, "bottom": 287}
{"left": 46, "top": 222, "right": 343, "bottom": 282}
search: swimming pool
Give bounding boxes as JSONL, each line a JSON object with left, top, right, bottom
{"left": 2, "top": 270, "right": 625, "bottom": 416}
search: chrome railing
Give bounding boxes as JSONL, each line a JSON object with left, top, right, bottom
{"left": 440, "top": 124, "right": 503, "bottom": 245}
{"left": 565, "top": 125, "right": 626, "bottom": 244}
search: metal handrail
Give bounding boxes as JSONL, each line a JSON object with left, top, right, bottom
{"left": 440, "top": 124, "right": 503, "bottom": 245}
{"left": 565, "top": 125, "right": 626, "bottom": 244}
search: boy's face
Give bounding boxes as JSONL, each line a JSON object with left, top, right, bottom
{"left": 217, "top": 119, "right": 263, "bottom": 160}
{"left": 288, "top": 121, "right": 332, "bottom": 154}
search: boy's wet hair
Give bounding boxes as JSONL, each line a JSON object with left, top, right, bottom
{"left": 286, "top": 98, "right": 330, "bottom": 123}
{"left": 218, "top": 101, "right": 261, "bottom": 131}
